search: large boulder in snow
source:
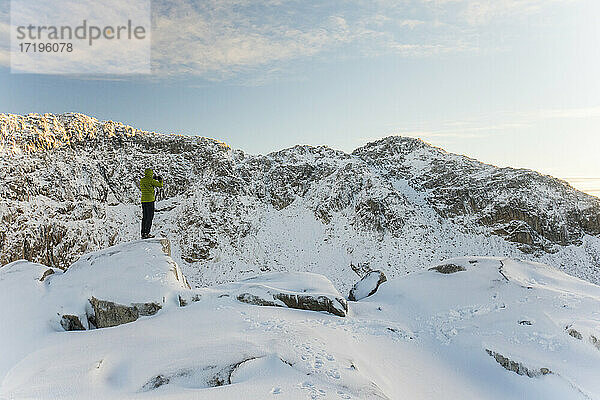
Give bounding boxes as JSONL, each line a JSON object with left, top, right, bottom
{"left": 88, "top": 297, "right": 162, "bottom": 328}
{"left": 62, "top": 239, "right": 188, "bottom": 328}
{"left": 0, "top": 239, "right": 192, "bottom": 380}
{"left": 348, "top": 270, "right": 387, "bottom": 301}
{"left": 225, "top": 272, "right": 348, "bottom": 317}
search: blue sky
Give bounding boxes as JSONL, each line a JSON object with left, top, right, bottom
{"left": 1, "top": 0, "right": 599, "bottom": 186}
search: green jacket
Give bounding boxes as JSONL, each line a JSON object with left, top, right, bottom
{"left": 140, "top": 168, "right": 163, "bottom": 203}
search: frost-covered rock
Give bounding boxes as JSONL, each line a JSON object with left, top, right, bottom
{"left": 225, "top": 272, "right": 348, "bottom": 317}
{"left": 348, "top": 270, "right": 387, "bottom": 301}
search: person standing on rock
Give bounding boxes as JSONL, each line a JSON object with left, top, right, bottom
{"left": 140, "top": 168, "right": 163, "bottom": 239}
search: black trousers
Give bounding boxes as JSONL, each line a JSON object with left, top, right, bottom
{"left": 141, "top": 201, "right": 155, "bottom": 237}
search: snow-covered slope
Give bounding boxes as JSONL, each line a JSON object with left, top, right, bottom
{"left": 1, "top": 242, "right": 599, "bottom": 399}
{"left": 1, "top": 113, "right": 600, "bottom": 293}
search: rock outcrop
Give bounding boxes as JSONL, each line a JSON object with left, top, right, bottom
{"left": 60, "top": 314, "right": 86, "bottom": 331}
{"left": 429, "top": 264, "right": 466, "bottom": 274}
{"left": 39, "top": 268, "right": 55, "bottom": 282}
{"left": 237, "top": 291, "right": 348, "bottom": 317}
{"left": 565, "top": 323, "right": 600, "bottom": 351}
{"left": 88, "top": 297, "right": 162, "bottom": 328}
{"left": 226, "top": 272, "right": 348, "bottom": 317}
{"left": 485, "top": 349, "right": 551, "bottom": 377}
{"left": 348, "top": 270, "right": 387, "bottom": 301}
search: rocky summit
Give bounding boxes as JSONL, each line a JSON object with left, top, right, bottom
{"left": 1, "top": 113, "right": 599, "bottom": 290}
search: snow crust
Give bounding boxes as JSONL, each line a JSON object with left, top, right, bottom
{"left": 1, "top": 242, "right": 599, "bottom": 399}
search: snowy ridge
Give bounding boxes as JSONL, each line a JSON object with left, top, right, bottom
{"left": 0, "top": 113, "right": 230, "bottom": 155}
{"left": 1, "top": 113, "right": 600, "bottom": 294}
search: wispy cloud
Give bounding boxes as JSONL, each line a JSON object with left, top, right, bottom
{"left": 149, "top": 0, "right": 472, "bottom": 80}
{"left": 379, "top": 105, "right": 600, "bottom": 140}
{"left": 459, "top": 0, "right": 576, "bottom": 26}
{"left": 0, "top": 0, "right": 578, "bottom": 80}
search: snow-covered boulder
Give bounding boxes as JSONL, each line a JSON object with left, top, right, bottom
{"left": 2, "top": 254, "right": 600, "bottom": 399}
{"left": 53, "top": 238, "right": 189, "bottom": 329}
{"left": 0, "top": 238, "right": 190, "bottom": 380}
{"left": 221, "top": 272, "right": 348, "bottom": 317}
{"left": 348, "top": 270, "right": 387, "bottom": 301}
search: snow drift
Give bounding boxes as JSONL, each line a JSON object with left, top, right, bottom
{"left": 1, "top": 241, "right": 600, "bottom": 399}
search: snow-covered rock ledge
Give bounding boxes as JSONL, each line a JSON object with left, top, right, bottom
{"left": 219, "top": 272, "right": 348, "bottom": 317}
{"left": 2, "top": 243, "right": 600, "bottom": 399}
{"left": 0, "top": 239, "right": 191, "bottom": 375}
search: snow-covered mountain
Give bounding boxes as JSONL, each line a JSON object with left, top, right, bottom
{"left": 1, "top": 240, "right": 599, "bottom": 399}
{"left": 1, "top": 112, "right": 600, "bottom": 292}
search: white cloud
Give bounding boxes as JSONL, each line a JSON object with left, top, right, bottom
{"left": 399, "top": 19, "right": 426, "bottom": 29}
{"left": 0, "top": 0, "right": 579, "bottom": 79}
{"left": 148, "top": 0, "right": 484, "bottom": 80}
{"left": 379, "top": 105, "right": 600, "bottom": 141}
{"left": 530, "top": 106, "right": 600, "bottom": 120}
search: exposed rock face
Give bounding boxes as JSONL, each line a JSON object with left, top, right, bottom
{"left": 591, "top": 335, "right": 600, "bottom": 351}
{"left": 178, "top": 293, "right": 201, "bottom": 307}
{"left": 60, "top": 314, "right": 86, "bottom": 331}
{"left": 140, "top": 356, "right": 261, "bottom": 392}
{"left": 88, "top": 296, "right": 162, "bottom": 328}
{"left": 39, "top": 268, "right": 55, "bottom": 282}
{"left": 142, "top": 375, "right": 170, "bottom": 391}
{"left": 274, "top": 292, "right": 347, "bottom": 317}
{"left": 429, "top": 264, "right": 467, "bottom": 274}
{"left": 567, "top": 327, "right": 583, "bottom": 340}
{"left": 2, "top": 113, "right": 600, "bottom": 289}
{"left": 132, "top": 302, "right": 163, "bottom": 316}
{"left": 348, "top": 270, "right": 387, "bottom": 301}
{"left": 565, "top": 324, "right": 600, "bottom": 351}
{"left": 237, "top": 293, "right": 278, "bottom": 307}
{"left": 485, "top": 349, "right": 551, "bottom": 377}
{"left": 237, "top": 290, "right": 348, "bottom": 317}
{"left": 353, "top": 138, "right": 600, "bottom": 249}
{"left": 231, "top": 272, "right": 348, "bottom": 317}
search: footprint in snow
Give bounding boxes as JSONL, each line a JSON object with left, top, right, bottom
{"left": 327, "top": 369, "right": 341, "bottom": 379}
